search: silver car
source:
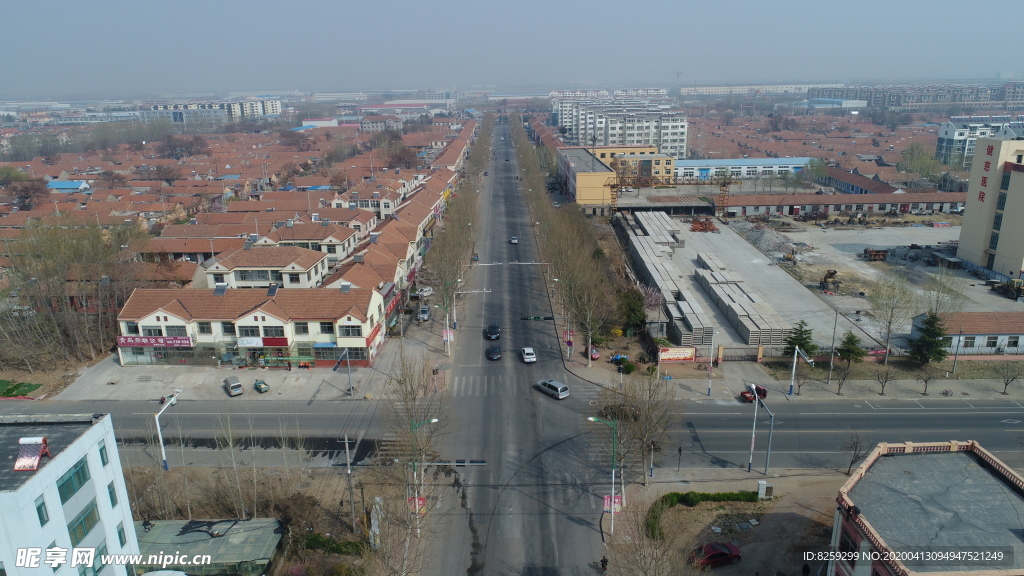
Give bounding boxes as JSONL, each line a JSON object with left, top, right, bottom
{"left": 538, "top": 379, "right": 569, "bottom": 399}
{"left": 417, "top": 306, "right": 430, "bottom": 323}
{"left": 521, "top": 347, "right": 537, "bottom": 363}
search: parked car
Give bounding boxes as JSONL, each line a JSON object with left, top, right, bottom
{"left": 224, "top": 376, "right": 243, "bottom": 397}
{"left": 417, "top": 306, "right": 431, "bottom": 323}
{"left": 537, "top": 379, "right": 569, "bottom": 399}
{"left": 510, "top": 236, "right": 519, "bottom": 244}
{"left": 485, "top": 322, "right": 501, "bottom": 340}
{"left": 690, "top": 542, "right": 742, "bottom": 568}
{"left": 254, "top": 379, "right": 269, "bottom": 393}
{"left": 552, "top": 202, "right": 561, "bottom": 208}
{"left": 416, "top": 286, "right": 434, "bottom": 298}
{"left": 486, "top": 345, "right": 502, "bottom": 361}
{"left": 590, "top": 346, "right": 600, "bottom": 361}
{"left": 520, "top": 347, "right": 537, "bottom": 363}
{"left": 483, "top": 171, "right": 488, "bottom": 176}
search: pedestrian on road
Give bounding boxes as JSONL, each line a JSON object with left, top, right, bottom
{"left": 287, "top": 361, "right": 292, "bottom": 371}
{"left": 600, "top": 556, "right": 608, "bottom": 572}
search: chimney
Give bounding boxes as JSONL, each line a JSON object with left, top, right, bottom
{"left": 312, "top": 213, "right": 320, "bottom": 222}
{"left": 286, "top": 219, "right": 294, "bottom": 228}
{"left": 340, "top": 281, "right": 352, "bottom": 293}
{"left": 370, "top": 232, "right": 379, "bottom": 244}
{"left": 248, "top": 233, "right": 258, "bottom": 243}
{"left": 353, "top": 254, "right": 364, "bottom": 263}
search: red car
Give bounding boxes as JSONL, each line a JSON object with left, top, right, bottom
{"left": 690, "top": 542, "right": 742, "bottom": 568}
{"left": 740, "top": 385, "right": 768, "bottom": 403}
{"left": 590, "top": 346, "right": 600, "bottom": 361}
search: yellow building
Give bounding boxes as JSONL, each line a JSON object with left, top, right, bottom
{"left": 556, "top": 145, "right": 676, "bottom": 215}
{"left": 957, "top": 135, "right": 1024, "bottom": 278}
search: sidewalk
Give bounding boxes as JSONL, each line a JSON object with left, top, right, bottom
{"left": 561, "top": 357, "right": 1024, "bottom": 403}
{"left": 52, "top": 314, "right": 453, "bottom": 402}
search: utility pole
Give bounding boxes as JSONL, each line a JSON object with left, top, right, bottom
{"left": 952, "top": 326, "right": 964, "bottom": 373}
{"left": 345, "top": 434, "right": 356, "bottom": 533}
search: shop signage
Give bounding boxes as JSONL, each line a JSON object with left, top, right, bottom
{"left": 117, "top": 336, "right": 193, "bottom": 348}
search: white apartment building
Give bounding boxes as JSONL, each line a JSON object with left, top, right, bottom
{"left": 557, "top": 100, "right": 687, "bottom": 157}
{"left": 0, "top": 414, "right": 139, "bottom": 576}
{"left": 201, "top": 245, "right": 330, "bottom": 289}
{"left": 935, "top": 116, "right": 1024, "bottom": 171}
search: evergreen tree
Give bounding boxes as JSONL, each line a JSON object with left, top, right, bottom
{"left": 908, "top": 313, "right": 948, "bottom": 365}
{"left": 836, "top": 331, "right": 867, "bottom": 369}
{"left": 783, "top": 320, "right": 818, "bottom": 357}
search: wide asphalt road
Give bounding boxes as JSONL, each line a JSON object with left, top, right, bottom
{"left": 421, "top": 123, "right": 609, "bottom": 576}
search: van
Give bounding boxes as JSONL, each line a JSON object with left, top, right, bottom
{"left": 224, "top": 376, "right": 243, "bottom": 397}
{"left": 537, "top": 379, "right": 569, "bottom": 399}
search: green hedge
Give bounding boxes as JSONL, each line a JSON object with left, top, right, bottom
{"left": 646, "top": 491, "right": 758, "bottom": 539}
{"left": 304, "top": 533, "right": 366, "bottom": 556}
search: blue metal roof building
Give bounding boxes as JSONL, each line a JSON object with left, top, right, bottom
{"left": 46, "top": 180, "right": 91, "bottom": 192}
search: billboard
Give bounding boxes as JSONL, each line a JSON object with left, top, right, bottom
{"left": 658, "top": 346, "right": 696, "bottom": 363}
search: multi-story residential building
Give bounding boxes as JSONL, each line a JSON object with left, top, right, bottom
{"left": 809, "top": 82, "right": 1024, "bottom": 111}
{"left": 0, "top": 414, "right": 139, "bottom": 576}
{"left": 934, "top": 116, "right": 1024, "bottom": 170}
{"left": 359, "top": 115, "right": 403, "bottom": 132}
{"left": 957, "top": 133, "right": 1024, "bottom": 278}
{"left": 680, "top": 84, "right": 837, "bottom": 97}
{"left": 201, "top": 245, "right": 330, "bottom": 289}
{"left": 254, "top": 221, "right": 358, "bottom": 266}
{"left": 116, "top": 286, "right": 386, "bottom": 367}
{"left": 556, "top": 101, "right": 688, "bottom": 157}
{"left": 138, "top": 106, "right": 228, "bottom": 128}
{"left": 832, "top": 440, "right": 1024, "bottom": 576}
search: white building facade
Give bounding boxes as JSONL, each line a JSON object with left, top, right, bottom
{"left": 0, "top": 414, "right": 139, "bottom": 576}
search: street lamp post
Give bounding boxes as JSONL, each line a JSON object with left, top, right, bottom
{"left": 788, "top": 346, "right": 799, "bottom": 396}
{"left": 409, "top": 418, "right": 439, "bottom": 536}
{"left": 747, "top": 384, "right": 759, "bottom": 473}
{"left": 154, "top": 387, "right": 184, "bottom": 471}
{"left": 757, "top": 396, "right": 776, "bottom": 475}
{"left": 554, "top": 278, "right": 572, "bottom": 360}
{"left": 827, "top": 307, "right": 839, "bottom": 390}
{"left": 587, "top": 416, "right": 618, "bottom": 535}
{"left": 707, "top": 331, "right": 718, "bottom": 397}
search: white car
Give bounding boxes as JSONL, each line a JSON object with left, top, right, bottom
{"left": 521, "top": 347, "right": 537, "bottom": 363}
{"left": 510, "top": 237, "right": 519, "bottom": 244}
{"left": 416, "top": 286, "right": 434, "bottom": 298}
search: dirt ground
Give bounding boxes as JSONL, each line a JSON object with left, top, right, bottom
{"left": 587, "top": 335, "right": 723, "bottom": 380}
{"left": 0, "top": 361, "right": 91, "bottom": 399}
{"left": 659, "top": 474, "right": 841, "bottom": 576}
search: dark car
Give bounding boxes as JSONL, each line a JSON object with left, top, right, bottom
{"left": 486, "top": 345, "right": 502, "bottom": 360}
{"left": 598, "top": 403, "right": 640, "bottom": 422}
{"left": 485, "top": 322, "right": 501, "bottom": 340}
{"left": 690, "top": 542, "right": 742, "bottom": 568}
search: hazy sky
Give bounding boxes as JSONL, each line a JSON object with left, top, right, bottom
{"left": 3, "top": 0, "right": 1021, "bottom": 99}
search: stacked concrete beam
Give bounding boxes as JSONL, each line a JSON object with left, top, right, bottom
{"left": 635, "top": 212, "right": 684, "bottom": 248}
{"left": 695, "top": 264, "right": 791, "bottom": 345}
{"left": 696, "top": 252, "right": 728, "bottom": 272}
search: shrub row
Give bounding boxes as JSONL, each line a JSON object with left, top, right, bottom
{"left": 646, "top": 491, "right": 758, "bottom": 540}
{"left": 304, "top": 533, "right": 366, "bottom": 556}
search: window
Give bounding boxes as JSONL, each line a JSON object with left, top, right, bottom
{"left": 125, "top": 322, "right": 139, "bottom": 335}
{"left": 997, "top": 192, "right": 1007, "bottom": 210}
{"left": 987, "top": 336, "right": 999, "bottom": 348}
{"left": 989, "top": 232, "right": 999, "bottom": 251}
{"left": 98, "top": 442, "right": 108, "bottom": 466}
{"left": 839, "top": 530, "right": 858, "bottom": 568}
{"left": 964, "top": 336, "right": 976, "bottom": 348}
{"left": 289, "top": 273, "right": 300, "bottom": 284}
{"left": 198, "top": 322, "right": 212, "bottom": 334}
{"left": 263, "top": 326, "right": 284, "bottom": 338}
{"left": 1002, "top": 171, "right": 1012, "bottom": 191}
{"left": 993, "top": 212, "right": 1003, "bottom": 231}
{"left": 117, "top": 522, "right": 127, "bottom": 547}
{"left": 295, "top": 322, "right": 309, "bottom": 335}
{"left": 222, "top": 322, "right": 236, "bottom": 336}
{"left": 67, "top": 499, "right": 99, "bottom": 546}
{"left": 326, "top": 245, "right": 336, "bottom": 254}
{"left": 58, "top": 457, "right": 91, "bottom": 504}
{"left": 36, "top": 495, "right": 49, "bottom": 526}
{"left": 320, "top": 322, "right": 335, "bottom": 335}
{"left": 141, "top": 326, "right": 162, "bottom": 337}
{"left": 339, "top": 325, "right": 362, "bottom": 337}
{"left": 77, "top": 541, "right": 106, "bottom": 576}
{"left": 48, "top": 541, "right": 59, "bottom": 572}
{"left": 1010, "top": 336, "right": 1020, "bottom": 348}
{"left": 213, "top": 273, "right": 225, "bottom": 283}
{"left": 239, "top": 326, "right": 260, "bottom": 337}
{"left": 165, "top": 326, "right": 186, "bottom": 337}
{"left": 271, "top": 271, "right": 284, "bottom": 282}
{"left": 108, "top": 482, "right": 118, "bottom": 507}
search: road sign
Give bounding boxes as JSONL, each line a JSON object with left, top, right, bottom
{"left": 562, "top": 330, "right": 575, "bottom": 340}
{"left": 407, "top": 496, "right": 427, "bottom": 515}
{"left": 442, "top": 329, "right": 454, "bottom": 342}
{"left": 603, "top": 495, "right": 622, "bottom": 513}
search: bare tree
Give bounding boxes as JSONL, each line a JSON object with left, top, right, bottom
{"left": 867, "top": 271, "right": 916, "bottom": 364}
{"left": 874, "top": 367, "right": 895, "bottom": 396}
{"left": 920, "top": 266, "right": 967, "bottom": 316}
{"left": 834, "top": 363, "right": 852, "bottom": 396}
{"left": 995, "top": 361, "right": 1024, "bottom": 395}
{"left": 839, "top": 431, "right": 871, "bottom": 475}
{"left": 608, "top": 499, "right": 696, "bottom": 576}
{"left": 597, "top": 374, "right": 676, "bottom": 489}
{"left": 917, "top": 367, "right": 936, "bottom": 396}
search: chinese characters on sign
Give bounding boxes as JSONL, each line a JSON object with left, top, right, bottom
{"left": 981, "top": 176, "right": 989, "bottom": 187}
{"left": 17, "top": 547, "right": 94, "bottom": 568}
{"left": 116, "top": 336, "right": 192, "bottom": 347}
{"left": 987, "top": 145, "right": 994, "bottom": 156}
{"left": 984, "top": 161, "right": 992, "bottom": 172}
{"left": 978, "top": 191, "right": 986, "bottom": 202}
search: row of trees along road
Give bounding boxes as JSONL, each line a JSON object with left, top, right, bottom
{"left": 1, "top": 217, "right": 152, "bottom": 372}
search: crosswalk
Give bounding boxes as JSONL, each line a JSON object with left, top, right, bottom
{"left": 448, "top": 374, "right": 601, "bottom": 401}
